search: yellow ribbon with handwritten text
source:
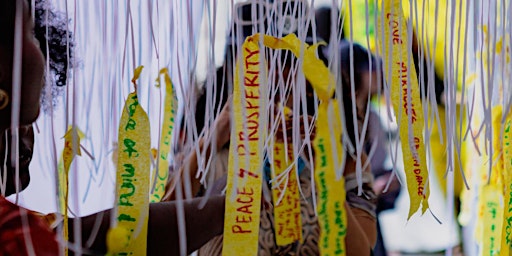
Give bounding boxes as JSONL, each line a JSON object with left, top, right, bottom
{"left": 491, "top": 105, "right": 506, "bottom": 256}
{"left": 271, "top": 141, "right": 302, "bottom": 245}
{"left": 150, "top": 68, "right": 177, "bottom": 203}
{"left": 107, "top": 66, "right": 151, "bottom": 255}
{"left": 222, "top": 36, "right": 265, "bottom": 256}
{"left": 314, "top": 101, "right": 347, "bottom": 256}
{"left": 223, "top": 33, "right": 344, "bottom": 255}
{"left": 379, "top": 0, "right": 430, "bottom": 219}
{"left": 476, "top": 106, "right": 505, "bottom": 255}
{"left": 260, "top": 34, "right": 347, "bottom": 254}
{"left": 502, "top": 109, "right": 512, "bottom": 254}
{"left": 481, "top": 185, "right": 504, "bottom": 256}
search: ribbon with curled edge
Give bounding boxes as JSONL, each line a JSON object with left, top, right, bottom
{"left": 380, "top": 0, "right": 430, "bottom": 218}
{"left": 107, "top": 66, "right": 151, "bottom": 255}
{"left": 58, "top": 126, "right": 84, "bottom": 255}
{"left": 150, "top": 68, "right": 177, "bottom": 203}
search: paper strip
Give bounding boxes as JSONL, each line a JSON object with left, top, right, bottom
{"left": 222, "top": 37, "right": 264, "bottom": 256}
{"left": 107, "top": 66, "right": 151, "bottom": 255}
{"left": 502, "top": 110, "right": 512, "bottom": 254}
{"left": 380, "top": 0, "right": 430, "bottom": 218}
{"left": 150, "top": 68, "right": 177, "bottom": 203}
{"left": 58, "top": 126, "right": 83, "bottom": 255}
{"left": 314, "top": 101, "right": 347, "bottom": 256}
{"left": 271, "top": 141, "right": 302, "bottom": 245}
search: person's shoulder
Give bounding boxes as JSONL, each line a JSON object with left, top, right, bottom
{"left": 0, "top": 196, "right": 20, "bottom": 219}
{"left": 0, "top": 196, "right": 60, "bottom": 255}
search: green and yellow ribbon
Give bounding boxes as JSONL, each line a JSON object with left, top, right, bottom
{"left": 502, "top": 109, "right": 512, "bottom": 254}
{"left": 107, "top": 66, "right": 151, "bottom": 255}
{"left": 314, "top": 101, "right": 347, "bottom": 256}
{"left": 150, "top": 68, "right": 177, "bottom": 203}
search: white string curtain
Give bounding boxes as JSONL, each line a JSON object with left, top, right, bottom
{"left": 13, "top": 0, "right": 204, "bottom": 216}
{"left": 8, "top": 0, "right": 512, "bottom": 255}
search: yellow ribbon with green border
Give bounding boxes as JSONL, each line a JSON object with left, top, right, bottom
{"left": 107, "top": 66, "right": 151, "bottom": 255}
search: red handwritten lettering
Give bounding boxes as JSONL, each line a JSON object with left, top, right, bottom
{"left": 237, "top": 144, "right": 256, "bottom": 156}
{"left": 397, "top": 62, "right": 418, "bottom": 124}
{"left": 246, "top": 90, "right": 259, "bottom": 99}
{"left": 244, "top": 47, "right": 259, "bottom": 60}
{"left": 246, "top": 99, "right": 259, "bottom": 110}
{"left": 238, "top": 169, "right": 259, "bottom": 179}
{"left": 244, "top": 75, "right": 259, "bottom": 87}
{"left": 232, "top": 225, "right": 251, "bottom": 234}
{"left": 236, "top": 215, "right": 252, "bottom": 223}
{"left": 387, "top": 13, "right": 403, "bottom": 45}
{"left": 237, "top": 204, "right": 253, "bottom": 214}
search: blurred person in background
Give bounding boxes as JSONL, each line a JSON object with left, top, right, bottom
{"left": 0, "top": 1, "right": 227, "bottom": 255}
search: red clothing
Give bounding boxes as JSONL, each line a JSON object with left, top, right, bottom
{"left": 0, "top": 196, "right": 59, "bottom": 255}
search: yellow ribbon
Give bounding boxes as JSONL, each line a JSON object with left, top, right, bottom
{"left": 258, "top": 34, "right": 335, "bottom": 101}
{"left": 222, "top": 36, "right": 265, "bottom": 256}
{"left": 502, "top": 110, "right": 512, "bottom": 254}
{"left": 314, "top": 101, "right": 347, "bottom": 256}
{"left": 481, "top": 185, "right": 504, "bottom": 256}
{"left": 58, "top": 126, "right": 83, "bottom": 255}
{"left": 107, "top": 66, "right": 151, "bottom": 255}
{"left": 150, "top": 68, "right": 177, "bottom": 203}
{"left": 380, "top": 0, "right": 430, "bottom": 219}
{"left": 223, "top": 33, "right": 345, "bottom": 255}
{"left": 476, "top": 106, "right": 505, "bottom": 255}
{"left": 271, "top": 141, "right": 302, "bottom": 245}
{"left": 262, "top": 33, "right": 347, "bottom": 254}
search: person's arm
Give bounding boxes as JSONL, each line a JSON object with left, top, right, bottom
{"left": 343, "top": 154, "right": 378, "bottom": 249}
{"left": 344, "top": 201, "right": 376, "bottom": 255}
{"left": 165, "top": 97, "right": 232, "bottom": 201}
{"left": 165, "top": 137, "right": 211, "bottom": 201}
{"left": 69, "top": 195, "right": 225, "bottom": 255}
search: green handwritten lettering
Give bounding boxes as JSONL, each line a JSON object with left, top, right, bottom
{"left": 118, "top": 213, "right": 136, "bottom": 222}
{"left": 122, "top": 164, "right": 135, "bottom": 177}
{"left": 125, "top": 118, "right": 137, "bottom": 131}
{"left": 123, "top": 139, "right": 139, "bottom": 158}
{"left": 128, "top": 95, "right": 139, "bottom": 117}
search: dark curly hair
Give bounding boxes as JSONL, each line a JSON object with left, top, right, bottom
{"left": 31, "top": 0, "right": 74, "bottom": 87}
